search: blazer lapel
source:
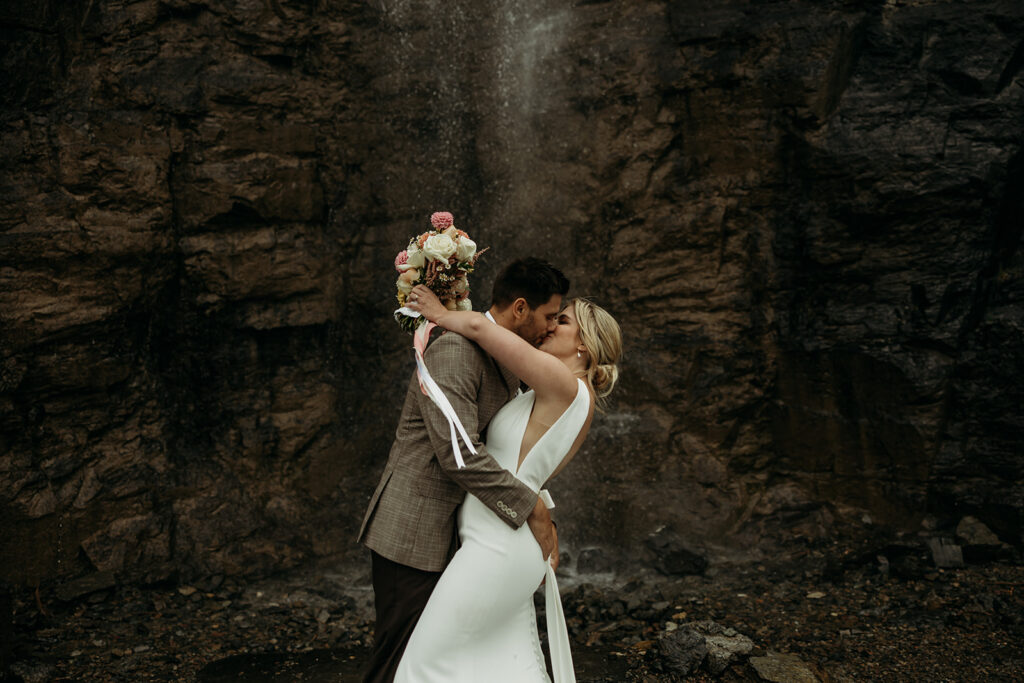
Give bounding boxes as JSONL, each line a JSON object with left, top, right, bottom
{"left": 496, "top": 359, "right": 520, "bottom": 400}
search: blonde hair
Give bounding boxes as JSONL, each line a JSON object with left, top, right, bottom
{"left": 572, "top": 298, "right": 622, "bottom": 408}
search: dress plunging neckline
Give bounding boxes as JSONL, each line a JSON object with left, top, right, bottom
{"left": 514, "top": 379, "right": 588, "bottom": 475}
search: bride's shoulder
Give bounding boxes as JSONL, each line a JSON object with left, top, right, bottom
{"left": 536, "top": 377, "right": 589, "bottom": 413}
{"left": 577, "top": 377, "right": 594, "bottom": 406}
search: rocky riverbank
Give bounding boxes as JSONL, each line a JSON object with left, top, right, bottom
{"left": 7, "top": 528, "right": 1021, "bottom": 682}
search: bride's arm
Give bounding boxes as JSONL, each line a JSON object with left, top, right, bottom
{"left": 408, "top": 285, "right": 578, "bottom": 404}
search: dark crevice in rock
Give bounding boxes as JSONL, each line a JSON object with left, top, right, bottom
{"left": 0, "top": 18, "right": 58, "bottom": 35}
{"left": 206, "top": 201, "right": 269, "bottom": 228}
{"left": 815, "top": 15, "right": 869, "bottom": 124}
{"left": 157, "top": 1, "right": 209, "bottom": 23}
{"left": 995, "top": 39, "right": 1024, "bottom": 94}
{"left": 253, "top": 52, "right": 294, "bottom": 70}
{"left": 958, "top": 150, "right": 1024, "bottom": 345}
{"left": 935, "top": 69, "right": 987, "bottom": 98}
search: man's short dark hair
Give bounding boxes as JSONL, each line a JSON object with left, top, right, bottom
{"left": 491, "top": 258, "right": 570, "bottom": 310}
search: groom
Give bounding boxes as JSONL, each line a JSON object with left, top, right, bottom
{"left": 358, "top": 257, "right": 570, "bottom": 683}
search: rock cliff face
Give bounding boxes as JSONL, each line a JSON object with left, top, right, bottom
{"left": 2, "top": 0, "right": 1021, "bottom": 586}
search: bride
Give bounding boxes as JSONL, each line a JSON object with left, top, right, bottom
{"left": 398, "top": 283, "right": 622, "bottom": 682}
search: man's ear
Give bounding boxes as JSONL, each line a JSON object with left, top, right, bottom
{"left": 512, "top": 297, "right": 529, "bottom": 320}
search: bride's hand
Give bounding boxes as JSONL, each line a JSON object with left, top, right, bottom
{"left": 406, "top": 285, "right": 448, "bottom": 323}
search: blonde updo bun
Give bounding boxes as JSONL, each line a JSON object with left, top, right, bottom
{"left": 590, "top": 363, "right": 619, "bottom": 399}
{"left": 572, "top": 298, "right": 622, "bottom": 407}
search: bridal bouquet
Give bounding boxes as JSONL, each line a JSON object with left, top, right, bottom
{"left": 393, "top": 211, "right": 484, "bottom": 333}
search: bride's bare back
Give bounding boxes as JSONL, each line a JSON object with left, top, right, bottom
{"left": 517, "top": 388, "right": 595, "bottom": 479}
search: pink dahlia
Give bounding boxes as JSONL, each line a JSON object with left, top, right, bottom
{"left": 431, "top": 211, "right": 454, "bottom": 230}
{"left": 394, "top": 250, "right": 408, "bottom": 271}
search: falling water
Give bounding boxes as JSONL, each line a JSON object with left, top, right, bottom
{"left": 491, "top": 2, "right": 570, "bottom": 209}
{"left": 377, "top": 0, "right": 571, "bottom": 217}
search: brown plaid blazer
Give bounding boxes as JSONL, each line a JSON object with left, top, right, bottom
{"left": 358, "top": 330, "right": 538, "bottom": 572}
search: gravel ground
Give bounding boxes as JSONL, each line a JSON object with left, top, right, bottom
{"left": 564, "top": 559, "right": 1024, "bottom": 681}
{"left": 8, "top": 535, "right": 1023, "bottom": 682}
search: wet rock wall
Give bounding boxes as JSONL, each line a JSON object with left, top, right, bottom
{"left": 1, "top": 0, "right": 1021, "bottom": 586}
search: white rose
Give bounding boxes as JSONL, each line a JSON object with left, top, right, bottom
{"left": 457, "top": 298, "right": 473, "bottom": 311}
{"left": 406, "top": 244, "right": 426, "bottom": 268}
{"left": 443, "top": 226, "right": 459, "bottom": 239}
{"left": 423, "top": 233, "right": 457, "bottom": 261}
{"left": 455, "top": 236, "right": 476, "bottom": 261}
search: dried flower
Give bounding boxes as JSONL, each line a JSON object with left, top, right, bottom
{"left": 431, "top": 212, "right": 454, "bottom": 230}
{"left": 396, "top": 268, "right": 419, "bottom": 294}
{"left": 395, "top": 250, "right": 409, "bottom": 271}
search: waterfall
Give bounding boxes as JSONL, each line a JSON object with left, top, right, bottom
{"left": 377, "top": 0, "right": 571, "bottom": 220}
{"left": 492, "top": 2, "right": 571, "bottom": 212}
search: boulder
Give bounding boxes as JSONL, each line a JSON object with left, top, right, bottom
{"left": 657, "top": 626, "right": 708, "bottom": 677}
{"left": 750, "top": 652, "right": 819, "bottom": 683}
{"left": 54, "top": 571, "right": 117, "bottom": 602}
{"left": 956, "top": 516, "right": 1008, "bottom": 564}
{"left": 927, "top": 538, "right": 965, "bottom": 569}
{"left": 685, "top": 621, "right": 755, "bottom": 675}
{"left": 646, "top": 527, "right": 708, "bottom": 577}
{"left": 657, "top": 620, "right": 755, "bottom": 677}
{"left": 955, "top": 516, "right": 1001, "bottom": 546}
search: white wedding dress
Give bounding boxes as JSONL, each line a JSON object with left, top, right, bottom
{"left": 394, "top": 379, "right": 590, "bottom": 683}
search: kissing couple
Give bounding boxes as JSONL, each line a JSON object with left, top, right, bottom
{"left": 358, "top": 257, "right": 623, "bottom": 682}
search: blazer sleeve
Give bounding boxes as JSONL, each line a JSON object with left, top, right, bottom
{"left": 418, "top": 332, "right": 538, "bottom": 529}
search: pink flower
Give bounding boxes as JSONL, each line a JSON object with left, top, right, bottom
{"left": 394, "top": 250, "right": 409, "bottom": 271}
{"left": 430, "top": 211, "right": 454, "bottom": 230}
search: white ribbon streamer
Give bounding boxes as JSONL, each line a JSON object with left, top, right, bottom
{"left": 540, "top": 490, "right": 574, "bottom": 683}
{"left": 413, "top": 346, "right": 477, "bottom": 469}
{"left": 545, "top": 562, "right": 574, "bottom": 683}
{"left": 393, "top": 306, "right": 420, "bottom": 322}
{"left": 408, "top": 319, "right": 477, "bottom": 469}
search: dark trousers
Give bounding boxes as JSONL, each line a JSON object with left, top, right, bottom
{"left": 362, "top": 550, "right": 443, "bottom": 683}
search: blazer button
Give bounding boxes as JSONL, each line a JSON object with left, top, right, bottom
{"left": 510, "top": 511, "right": 518, "bottom": 519}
